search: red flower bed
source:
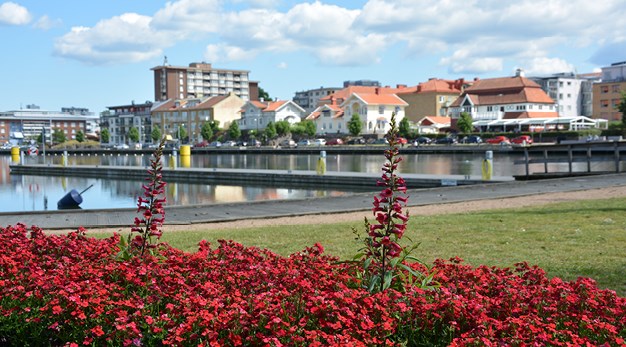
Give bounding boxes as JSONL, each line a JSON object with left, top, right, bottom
{"left": 0, "top": 224, "right": 624, "bottom": 346}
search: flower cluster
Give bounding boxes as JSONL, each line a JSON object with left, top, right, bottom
{"left": 0, "top": 224, "right": 624, "bottom": 346}
{"left": 126, "top": 137, "right": 167, "bottom": 256}
{"left": 355, "top": 113, "right": 418, "bottom": 293}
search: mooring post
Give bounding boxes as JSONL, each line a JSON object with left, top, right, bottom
{"left": 543, "top": 149, "right": 548, "bottom": 173}
{"left": 524, "top": 147, "right": 529, "bottom": 177}
{"left": 587, "top": 144, "right": 592, "bottom": 173}
{"left": 568, "top": 145, "right": 573, "bottom": 174}
{"left": 615, "top": 141, "right": 620, "bottom": 173}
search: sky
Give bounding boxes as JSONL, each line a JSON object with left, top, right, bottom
{"left": 1, "top": 0, "right": 625, "bottom": 114}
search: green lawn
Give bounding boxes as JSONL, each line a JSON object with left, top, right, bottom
{"left": 93, "top": 197, "right": 626, "bottom": 296}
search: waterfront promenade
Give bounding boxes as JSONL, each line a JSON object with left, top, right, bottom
{"left": 1, "top": 172, "right": 625, "bottom": 229}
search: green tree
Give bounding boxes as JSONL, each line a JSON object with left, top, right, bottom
{"left": 209, "top": 120, "right": 220, "bottom": 134}
{"left": 457, "top": 112, "right": 474, "bottom": 134}
{"left": 151, "top": 127, "right": 161, "bottom": 143}
{"left": 301, "top": 120, "right": 317, "bottom": 137}
{"left": 201, "top": 122, "right": 213, "bottom": 141}
{"left": 264, "top": 121, "right": 277, "bottom": 139}
{"left": 228, "top": 121, "right": 241, "bottom": 140}
{"left": 275, "top": 120, "right": 291, "bottom": 136}
{"left": 290, "top": 124, "right": 305, "bottom": 137}
{"left": 128, "top": 127, "right": 140, "bottom": 143}
{"left": 52, "top": 129, "right": 67, "bottom": 144}
{"left": 258, "top": 87, "right": 270, "bottom": 101}
{"left": 177, "top": 125, "right": 187, "bottom": 142}
{"left": 347, "top": 113, "right": 363, "bottom": 137}
{"left": 101, "top": 128, "right": 110, "bottom": 143}
{"left": 398, "top": 117, "right": 411, "bottom": 138}
{"left": 75, "top": 130, "right": 85, "bottom": 143}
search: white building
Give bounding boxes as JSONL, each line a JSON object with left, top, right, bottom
{"left": 292, "top": 86, "right": 341, "bottom": 114}
{"left": 238, "top": 100, "right": 305, "bottom": 131}
{"left": 529, "top": 72, "right": 595, "bottom": 118}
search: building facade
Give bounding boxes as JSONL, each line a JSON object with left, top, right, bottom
{"left": 238, "top": 100, "right": 305, "bottom": 132}
{"left": 292, "top": 86, "right": 341, "bottom": 114}
{"left": 396, "top": 78, "right": 466, "bottom": 123}
{"left": 593, "top": 61, "right": 626, "bottom": 122}
{"left": 151, "top": 61, "right": 254, "bottom": 102}
{"left": 529, "top": 72, "right": 596, "bottom": 118}
{"left": 0, "top": 104, "right": 92, "bottom": 145}
{"left": 151, "top": 93, "right": 245, "bottom": 144}
{"left": 102, "top": 101, "right": 154, "bottom": 145}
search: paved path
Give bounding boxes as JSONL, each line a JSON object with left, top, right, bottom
{"left": 1, "top": 173, "right": 625, "bottom": 229}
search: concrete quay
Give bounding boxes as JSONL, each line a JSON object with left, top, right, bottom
{"left": 1, "top": 173, "right": 624, "bottom": 230}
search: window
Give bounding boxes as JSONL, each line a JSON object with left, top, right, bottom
{"left": 567, "top": 81, "right": 572, "bottom": 86}
{"left": 567, "top": 94, "right": 571, "bottom": 98}
{"left": 601, "top": 100, "right": 609, "bottom": 108}
{"left": 559, "top": 81, "right": 563, "bottom": 87}
{"left": 439, "top": 96, "right": 445, "bottom": 102}
{"left": 613, "top": 85, "right": 621, "bottom": 93}
{"left": 601, "top": 86, "right": 609, "bottom": 93}
{"left": 487, "top": 106, "right": 493, "bottom": 112}
{"left": 559, "top": 93, "right": 563, "bottom": 100}
{"left": 567, "top": 105, "right": 572, "bottom": 110}
{"left": 379, "top": 106, "right": 385, "bottom": 114}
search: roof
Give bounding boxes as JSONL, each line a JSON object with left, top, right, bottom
{"left": 450, "top": 76, "right": 554, "bottom": 107}
{"left": 396, "top": 79, "right": 463, "bottom": 94}
{"left": 420, "top": 116, "right": 451, "bottom": 125}
{"left": 348, "top": 93, "right": 408, "bottom": 106}
{"left": 320, "top": 86, "right": 400, "bottom": 103}
{"left": 305, "top": 104, "right": 344, "bottom": 120}
{"left": 152, "top": 95, "right": 235, "bottom": 112}
{"left": 503, "top": 111, "right": 558, "bottom": 119}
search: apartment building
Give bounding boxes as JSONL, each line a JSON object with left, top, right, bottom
{"left": 292, "top": 86, "right": 341, "bottom": 114}
{"left": 529, "top": 72, "right": 597, "bottom": 118}
{"left": 396, "top": 78, "right": 466, "bottom": 123}
{"left": 593, "top": 61, "right": 626, "bottom": 122}
{"left": 0, "top": 104, "right": 93, "bottom": 145}
{"left": 151, "top": 61, "right": 256, "bottom": 102}
{"left": 102, "top": 101, "right": 154, "bottom": 145}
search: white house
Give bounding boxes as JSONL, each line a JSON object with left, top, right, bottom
{"left": 305, "top": 104, "right": 345, "bottom": 134}
{"left": 238, "top": 100, "right": 305, "bottom": 131}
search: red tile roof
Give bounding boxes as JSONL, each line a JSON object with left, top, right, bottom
{"left": 397, "top": 79, "right": 463, "bottom": 94}
{"left": 350, "top": 93, "right": 408, "bottom": 106}
{"left": 420, "top": 116, "right": 451, "bottom": 125}
{"left": 450, "top": 76, "right": 554, "bottom": 107}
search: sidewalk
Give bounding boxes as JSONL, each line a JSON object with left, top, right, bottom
{"left": 1, "top": 173, "right": 625, "bottom": 230}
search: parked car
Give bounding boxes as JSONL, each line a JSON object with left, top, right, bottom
{"left": 280, "top": 139, "right": 297, "bottom": 148}
{"left": 511, "top": 135, "right": 533, "bottom": 145}
{"left": 249, "top": 139, "right": 262, "bottom": 147}
{"left": 397, "top": 137, "right": 408, "bottom": 145}
{"left": 346, "top": 137, "right": 366, "bottom": 145}
{"left": 208, "top": 141, "right": 222, "bottom": 147}
{"left": 313, "top": 138, "right": 326, "bottom": 146}
{"left": 371, "top": 138, "right": 389, "bottom": 145}
{"left": 115, "top": 143, "right": 130, "bottom": 149}
{"left": 236, "top": 141, "right": 248, "bottom": 147}
{"left": 413, "top": 136, "right": 432, "bottom": 145}
{"left": 486, "top": 136, "right": 511, "bottom": 144}
{"left": 297, "top": 139, "right": 312, "bottom": 146}
{"left": 222, "top": 141, "right": 237, "bottom": 147}
{"left": 326, "top": 138, "right": 344, "bottom": 146}
{"left": 461, "top": 135, "right": 483, "bottom": 144}
{"left": 435, "top": 137, "right": 457, "bottom": 145}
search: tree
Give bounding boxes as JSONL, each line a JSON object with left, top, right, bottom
{"left": 128, "top": 127, "right": 140, "bottom": 143}
{"left": 258, "top": 87, "right": 271, "bottom": 101}
{"left": 75, "top": 130, "right": 85, "bottom": 143}
{"left": 52, "top": 129, "right": 67, "bottom": 144}
{"left": 201, "top": 122, "right": 213, "bottom": 141}
{"left": 101, "top": 128, "right": 110, "bottom": 143}
{"left": 347, "top": 113, "right": 363, "bottom": 137}
{"left": 151, "top": 127, "right": 161, "bottom": 143}
{"left": 398, "top": 117, "right": 411, "bottom": 138}
{"left": 275, "top": 120, "right": 291, "bottom": 136}
{"left": 228, "top": 121, "right": 241, "bottom": 140}
{"left": 457, "top": 112, "right": 474, "bottom": 134}
{"left": 177, "top": 125, "right": 187, "bottom": 142}
{"left": 209, "top": 120, "right": 220, "bottom": 134}
{"left": 302, "top": 120, "right": 317, "bottom": 137}
{"left": 264, "top": 121, "right": 277, "bottom": 139}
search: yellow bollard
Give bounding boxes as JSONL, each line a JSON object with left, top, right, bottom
{"left": 481, "top": 151, "right": 493, "bottom": 180}
{"left": 316, "top": 151, "right": 327, "bottom": 175}
{"left": 180, "top": 155, "right": 191, "bottom": 168}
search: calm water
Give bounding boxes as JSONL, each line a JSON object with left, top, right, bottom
{"left": 1, "top": 151, "right": 619, "bottom": 213}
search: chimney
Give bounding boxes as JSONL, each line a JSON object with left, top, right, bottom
{"left": 375, "top": 87, "right": 380, "bottom": 95}
{"left": 515, "top": 68, "right": 525, "bottom": 77}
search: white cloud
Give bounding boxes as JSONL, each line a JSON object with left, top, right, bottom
{"left": 204, "top": 43, "right": 258, "bottom": 62}
{"left": 277, "top": 62, "right": 287, "bottom": 69}
{"left": 33, "top": 15, "right": 62, "bottom": 30}
{"left": 521, "top": 57, "right": 575, "bottom": 75}
{"left": 54, "top": 13, "right": 168, "bottom": 64}
{"left": 440, "top": 49, "right": 503, "bottom": 74}
{"left": 0, "top": 2, "right": 31, "bottom": 25}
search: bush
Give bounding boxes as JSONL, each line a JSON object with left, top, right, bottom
{"left": 0, "top": 224, "right": 624, "bottom": 346}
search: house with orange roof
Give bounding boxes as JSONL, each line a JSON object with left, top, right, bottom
{"left": 304, "top": 103, "right": 345, "bottom": 133}
{"left": 448, "top": 70, "right": 565, "bottom": 132}
{"left": 151, "top": 92, "right": 244, "bottom": 143}
{"left": 238, "top": 99, "right": 305, "bottom": 131}
{"left": 417, "top": 116, "right": 452, "bottom": 134}
{"left": 396, "top": 78, "right": 468, "bottom": 124}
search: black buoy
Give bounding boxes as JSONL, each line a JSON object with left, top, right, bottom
{"left": 57, "top": 184, "right": 94, "bottom": 209}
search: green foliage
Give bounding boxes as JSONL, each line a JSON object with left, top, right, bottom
{"left": 617, "top": 91, "right": 626, "bottom": 128}
{"left": 127, "top": 127, "right": 140, "bottom": 143}
{"left": 75, "top": 130, "right": 85, "bottom": 143}
{"left": 275, "top": 120, "right": 291, "bottom": 136}
{"left": 258, "top": 87, "right": 270, "bottom": 101}
{"left": 347, "top": 113, "right": 363, "bottom": 137}
{"left": 302, "top": 120, "right": 317, "bottom": 137}
{"left": 52, "top": 129, "right": 66, "bottom": 144}
{"left": 457, "top": 112, "right": 473, "bottom": 134}
{"left": 264, "top": 121, "right": 277, "bottom": 139}
{"left": 209, "top": 120, "right": 220, "bottom": 134}
{"left": 151, "top": 127, "right": 161, "bottom": 142}
{"left": 290, "top": 124, "right": 305, "bottom": 137}
{"left": 100, "top": 128, "right": 110, "bottom": 143}
{"left": 398, "top": 117, "right": 411, "bottom": 138}
{"left": 228, "top": 121, "right": 241, "bottom": 140}
{"left": 200, "top": 122, "right": 213, "bottom": 141}
{"left": 176, "top": 125, "right": 187, "bottom": 141}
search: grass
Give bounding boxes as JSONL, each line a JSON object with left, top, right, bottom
{"left": 92, "top": 197, "right": 626, "bottom": 296}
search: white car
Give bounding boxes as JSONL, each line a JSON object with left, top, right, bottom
{"left": 115, "top": 143, "right": 130, "bottom": 149}
{"left": 313, "top": 138, "right": 326, "bottom": 146}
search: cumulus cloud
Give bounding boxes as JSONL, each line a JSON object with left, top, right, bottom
{"left": 0, "top": 2, "right": 31, "bottom": 25}
{"left": 52, "top": 0, "right": 626, "bottom": 72}
{"left": 54, "top": 13, "right": 168, "bottom": 65}
{"left": 522, "top": 57, "right": 575, "bottom": 75}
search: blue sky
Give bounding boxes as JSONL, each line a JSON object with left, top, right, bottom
{"left": 1, "top": 0, "right": 625, "bottom": 114}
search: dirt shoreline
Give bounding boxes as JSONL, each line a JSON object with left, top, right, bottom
{"left": 62, "top": 185, "right": 626, "bottom": 234}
